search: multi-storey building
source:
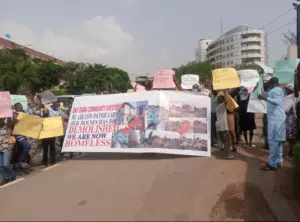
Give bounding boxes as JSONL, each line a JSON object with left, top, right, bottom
{"left": 0, "top": 37, "right": 66, "bottom": 66}
{"left": 206, "top": 25, "right": 267, "bottom": 67}
{"left": 195, "top": 39, "right": 213, "bottom": 62}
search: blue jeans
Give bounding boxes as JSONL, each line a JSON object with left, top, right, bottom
{"left": 17, "top": 139, "right": 31, "bottom": 162}
{"left": 268, "top": 140, "right": 283, "bottom": 167}
{"left": 0, "top": 150, "right": 15, "bottom": 181}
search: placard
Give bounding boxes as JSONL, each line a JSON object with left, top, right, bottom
{"left": 181, "top": 74, "right": 199, "bottom": 89}
{"left": 13, "top": 113, "right": 43, "bottom": 138}
{"left": 212, "top": 68, "right": 240, "bottom": 90}
{"left": 0, "top": 91, "right": 13, "bottom": 118}
{"left": 152, "top": 70, "right": 176, "bottom": 89}
{"left": 38, "top": 116, "right": 64, "bottom": 139}
{"left": 62, "top": 91, "right": 211, "bottom": 157}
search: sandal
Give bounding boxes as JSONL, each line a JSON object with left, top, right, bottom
{"left": 260, "top": 164, "right": 277, "bottom": 171}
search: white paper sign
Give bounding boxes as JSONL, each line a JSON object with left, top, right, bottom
{"left": 39, "top": 90, "right": 57, "bottom": 105}
{"left": 237, "top": 69, "right": 260, "bottom": 88}
{"left": 181, "top": 74, "right": 199, "bottom": 89}
{"left": 247, "top": 94, "right": 267, "bottom": 114}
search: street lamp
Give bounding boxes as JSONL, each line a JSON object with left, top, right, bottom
{"left": 293, "top": 1, "right": 300, "bottom": 58}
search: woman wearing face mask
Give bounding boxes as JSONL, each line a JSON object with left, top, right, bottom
{"left": 237, "top": 87, "right": 256, "bottom": 148}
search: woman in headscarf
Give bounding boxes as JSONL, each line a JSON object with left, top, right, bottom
{"left": 237, "top": 87, "right": 256, "bottom": 147}
{"left": 0, "top": 117, "right": 16, "bottom": 185}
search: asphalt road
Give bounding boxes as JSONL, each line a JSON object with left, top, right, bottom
{"left": 0, "top": 151, "right": 296, "bottom": 221}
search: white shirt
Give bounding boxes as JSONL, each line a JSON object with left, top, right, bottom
{"left": 215, "top": 103, "right": 228, "bottom": 132}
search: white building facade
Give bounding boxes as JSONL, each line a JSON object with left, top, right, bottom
{"left": 206, "top": 25, "right": 267, "bottom": 67}
{"left": 195, "top": 39, "right": 213, "bottom": 62}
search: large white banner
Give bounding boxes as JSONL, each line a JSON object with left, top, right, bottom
{"left": 62, "top": 91, "right": 211, "bottom": 157}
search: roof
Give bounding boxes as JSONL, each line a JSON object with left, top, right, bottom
{"left": 0, "top": 37, "right": 67, "bottom": 66}
{"left": 224, "top": 25, "right": 250, "bottom": 36}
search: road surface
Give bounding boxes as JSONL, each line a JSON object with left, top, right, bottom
{"left": 0, "top": 150, "right": 297, "bottom": 221}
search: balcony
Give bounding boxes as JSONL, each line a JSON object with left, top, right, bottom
{"left": 241, "top": 53, "right": 262, "bottom": 59}
{"left": 241, "top": 45, "right": 261, "bottom": 51}
{"left": 241, "top": 37, "right": 261, "bottom": 43}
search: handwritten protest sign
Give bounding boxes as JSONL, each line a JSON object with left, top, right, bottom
{"left": 152, "top": 70, "right": 176, "bottom": 89}
{"left": 13, "top": 113, "right": 43, "bottom": 138}
{"left": 0, "top": 91, "right": 13, "bottom": 118}
{"left": 11, "top": 95, "right": 28, "bottom": 112}
{"left": 212, "top": 68, "right": 240, "bottom": 90}
{"left": 62, "top": 91, "right": 211, "bottom": 157}
{"left": 181, "top": 74, "right": 199, "bottom": 89}
{"left": 38, "top": 116, "right": 64, "bottom": 139}
{"left": 273, "top": 59, "right": 300, "bottom": 84}
{"left": 237, "top": 69, "right": 259, "bottom": 88}
{"left": 247, "top": 76, "right": 267, "bottom": 113}
{"left": 39, "top": 90, "right": 57, "bottom": 105}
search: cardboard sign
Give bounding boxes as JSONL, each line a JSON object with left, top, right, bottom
{"left": 237, "top": 69, "right": 260, "bottom": 88}
{"left": 62, "top": 91, "right": 211, "bottom": 157}
{"left": 38, "top": 116, "right": 64, "bottom": 139}
{"left": 0, "top": 91, "right": 13, "bottom": 118}
{"left": 273, "top": 59, "right": 300, "bottom": 84}
{"left": 131, "top": 82, "right": 146, "bottom": 92}
{"left": 11, "top": 95, "right": 28, "bottom": 112}
{"left": 13, "top": 113, "right": 43, "bottom": 138}
{"left": 152, "top": 70, "right": 176, "bottom": 89}
{"left": 212, "top": 68, "right": 240, "bottom": 90}
{"left": 39, "top": 90, "right": 57, "bottom": 105}
{"left": 181, "top": 74, "right": 199, "bottom": 89}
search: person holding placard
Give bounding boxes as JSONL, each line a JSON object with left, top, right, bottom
{"left": 237, "top": 88, "right": 256, "bottom": 148}
{"left": 258, "top": 77, "right": 286, "bottom": 171}
{"left": 12, "top": 103, "right": 32, "bottom": 174}
{"left": 0, "top": 117, "right": 16, "bottom": 185}
{"left": 216, "top": 91, "right": 234, "bottom": 160}
{"left": 41, "top": 109, "right": 56, "bottom": 167}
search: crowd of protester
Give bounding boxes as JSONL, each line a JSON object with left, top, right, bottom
{"left": 0, "top": 97, "right": 72, "bottom": 186}
{"left": 1, "top": 68, "right": 299, "bottom": 185}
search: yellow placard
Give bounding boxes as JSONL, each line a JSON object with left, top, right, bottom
{"left": 212, "top": 68, "right": 240, "bottom": 90}
{"left": 13, "top": 113, "right": 43, "bottom": 139}
{"left": 60, "top": 102, "right": 64, "bottom": 109}
{"left": 226, "top": 94, "right": 239, "bottom": 112}
{"left": 38, "top": 116, "right": 64, "bottom": 139}
{"left": 127, "top": 89, "right": 134, "bottom": 93}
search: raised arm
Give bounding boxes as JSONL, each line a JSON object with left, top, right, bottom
{"left": 173, "top": 75, "right": 184, "bottom": 91}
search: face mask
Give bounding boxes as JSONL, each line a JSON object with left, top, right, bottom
{"left": 240, "top": 92, "right": 249, "bottom": 101}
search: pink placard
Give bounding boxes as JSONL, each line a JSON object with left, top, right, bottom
{"left": 152, "top": 69, "right": 176, "bottom": 89}
{"left": 248, "top": 87, "right": 255, "bottom": 94}
{"left": 0, "top": 91, "right": 12, "bottom": 118}
{"left": 131, "top": 82, "right": 146, "bottom": 92}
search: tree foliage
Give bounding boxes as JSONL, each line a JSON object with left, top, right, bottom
{"left": 172, "top": 61, "right": 215, "bottom": 83}
{"left": 0, "top": 48, "right": 131, "bottom": 96}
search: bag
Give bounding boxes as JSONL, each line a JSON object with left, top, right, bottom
{"left": 9, "top": 136, "right": 16, "bottom": 144}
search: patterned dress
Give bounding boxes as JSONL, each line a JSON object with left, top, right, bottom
{"left": 286, "top": 108, "right": 297, "bottom": 141}
{"left": 0, "top": 120, "right": 12, "bottom": 152}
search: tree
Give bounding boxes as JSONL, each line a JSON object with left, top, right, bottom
{"left": 172, "top": 61, "right": 214, "bottom": 83}
{"left": 283, "top": 30, "right": 296, "bottom": 45}
{"left": 235, "top": 63, "right": 264, "bottom": 75}
{"left": 67, "top": 63, "right": 130, "bottom": 94}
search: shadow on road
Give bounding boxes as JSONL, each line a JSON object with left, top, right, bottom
{"left": 73, "top": 152, "right": 196, "bottom": 161}
{"left": 210, "top": 143, "right": 299, "bottom": 221}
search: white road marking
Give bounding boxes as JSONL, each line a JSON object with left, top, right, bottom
{"left": 42, "top": 163, "right": 61, "bottom": 171}
{"left": 0, "top": 178, "right": 25, "bottom": 188}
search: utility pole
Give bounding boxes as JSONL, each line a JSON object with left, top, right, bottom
{"left": 294, "top": 1, "right": 300, "bottom": 58}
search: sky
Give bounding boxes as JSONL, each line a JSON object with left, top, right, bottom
{"left": 0, "top": 0, "right": 297, "bottom": 77}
